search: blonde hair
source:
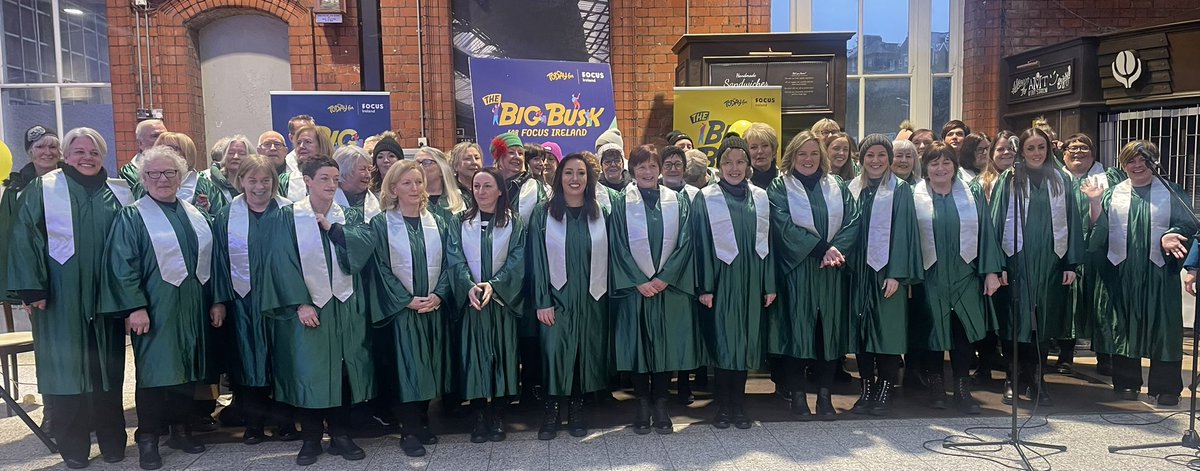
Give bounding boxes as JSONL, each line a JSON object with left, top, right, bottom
{"left": 380, "top": 160, "right": 428, "bottom": 213}
{"left": 293, "top": 124, "right": 334, "bottom": 159}
{"left": 743, "top": 123, "right": 778, "bottom": 158}
{"left": 892, "top": 138, "right": 920, "bottom": 178}
{"left": 780, "top": 131, "right": 830, "bottom": 174}
{"left": 810, "top": 118, "right": 841, "bottom": 135}
{"left": 233, "top": 155, "right": 279, "bottom": 195}
{"left": 62, "top": 127, "right": 108, "bottom": 159}
{"left": 155, "top": 132, "right": 201, "bottom": 170}
{"left": 1117, "top": 140, "right": 1158, "bottom": 168}
{"left": 415, "top": 146, "right": 465, "bottom": 213}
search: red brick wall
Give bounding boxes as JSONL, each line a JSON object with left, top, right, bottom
{"left": 107, "top": 0, "right": 361, "bottom": 165}
{"left": 962, "top": 0, "right": 1200, "bottom": 135}
{"left": 379, "top": 0, "right": 456, "bottom": 149}
{"left": 610, "top": 0, "right": 771, "bottom": 148}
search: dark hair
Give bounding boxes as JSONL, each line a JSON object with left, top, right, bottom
{"left": 287, "top": 114, "right": 315, "bottom": 134}
{"left": 921, "top": 141, "right": 959, "bottom": 178}
{"left": 523, "top": 143, "right": 545, "bottom": 161}
{"left": 660, "top": 145, "right": 686, "bottom": 164}
{"left": 1016, "top": 127, "right": 1063, "bottom": 196}
{"left": 957, "top": 132, "right": 990, "bottom": 173}
{"left": 627, "top": 144, "right": 661, "bottom": 170}
{"left": 462, "top": 167, "right": 511, "bottom": 228}
{"left": 300, "top": 155, "right": 337, "bottom": 178}
{"left": 548, "top": 153, "right": 599, "bottom": 221}
{"left": 941, "top": 120, "right": 971, "bottom": 139}
{"left": 1062, "top": 133, "right": 1094, "bottom": 150}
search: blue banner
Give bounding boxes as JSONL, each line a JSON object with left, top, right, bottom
{"left": 469, "top": 58, "right": 616, "bottom": 163}
{"left": 269, "top": 91, "right": 391, "bottom": 148}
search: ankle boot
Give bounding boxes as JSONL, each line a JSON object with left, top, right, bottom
{"left": 632, "top": 397, "right": 652, "bottom": 435}
{"left": 470, "top": 408, "right": 489, "bottom": 443}
{"left": 953, "top": 377, "right": 981, "bottom": 414}
{"left": 731, "top": 390, "right": 751, "bottom": 430}
{"left": 870, "top": 379, "right": 894, "bottom": 416}
{"left": 851, "top": 378, "right": 875, "bottom": 414}
{"left": 295, "top": 439, "right": 322, "bottom": 466}
{"left": 816, "top": 388, "right": 836, "bottom": 420}
{"left": 1029, "top": 376, "right": 1054, "bottom": 406}
{"left": 328, "top": 435, "right": 365, "bottom": 461}
{"left": 167, "top": 425, "right": 205, "bottom": 454}
{"left": 1002, "top": 378, "right": 1015, "bottom": 405}
{"left": 537, "top": 398, "right": 561, "bottom": 440}
{"left": 488, "top": 403, "right": 507, "bottom": 442}
{"left": 567, "top": 397, "right": 587, "bottom": 437}
{"left": 399, "top": 434, "right": 425, "bottom": 457}
{"left": 926, "top": 374, "right": 947, "bottom": 410}
{"left": 651, "top": 398, "right": 672, "bottom": 434}
{"left": 790, "top": 390, "right": 812, "bottom": 420}
{"left": 136, "top": 434, "right": 162, "bottom": 470}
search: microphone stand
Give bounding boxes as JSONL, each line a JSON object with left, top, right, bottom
{"left": 1109, "top": 157, "right": 1200, "bottom": 454}
{"left": 943, "top": 161, "right": 1066, "bottom": 470}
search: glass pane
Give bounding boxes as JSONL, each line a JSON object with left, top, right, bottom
{"left": 59, "top": 0, "right": 109, "bottom": 83}
{"left": 932, "top": 0, "right": 950, "bottom": 74}
{"left": 864, "top": 78, "right": 909, "bottom": 138}
{"left": 932, "top": 77, "right": 951, "bottom": 133}
{"left": 846, "top": 79, "right": 860, "bottom": 140}
{"left": 2, "top": 88, "right": 56, "bottom": 170}
{"left": 811, "top": 0, "right": 858, "bottom": 74}
{"left": 863, "top": 0, "right": 908, "bottom": 75}
{"left": 1, "top": 0, "right": 57, "bottom": 83}
{"left": 770, "top": 0, "right": 789, "bottom": 32}
{"left": 61, "top": 86, "right": 117, "bottom": 172}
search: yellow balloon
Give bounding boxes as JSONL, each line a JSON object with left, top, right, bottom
{"left": 0, "top": 139, "right": 12, "bottom": 178}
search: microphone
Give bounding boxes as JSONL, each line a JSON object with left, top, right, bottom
{"left": 1134, "top": 142, "right": 1162, "bottom": 174}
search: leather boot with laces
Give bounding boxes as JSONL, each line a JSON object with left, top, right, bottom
{"left": 926, "top": 374, "right": 947, "bottom": 409}
{"left": 632, "top": 397, "right": 652, "bottom": 435}
{"left": 851, "top": 378, "right": 874, "bottom": 414}
{"left": 953, "top": 377, "right": 981, "bottom": 414}
{"left": 870, "top": 379, "right": 894, "bottom": 416}
{"left": 567, "top": 397, "right": 587, "bottom": 437}
{"left": 537, "top": 398, "right": 561, "bottom": 440}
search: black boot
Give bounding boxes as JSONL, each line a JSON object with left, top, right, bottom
{"left": 470, "top": 408, "right": 489, "bottom": 443}
{"left": 537, "top": 398, "right": 560, "bottom": 440}
{"left": 869, "top": 379, "right": 893, "bottom": 416}
{"left": 731, "top": 389, "right": 751, "bottom": 430}
{"left": 1029, "top": 376, "right": 1054, "bottom": 407}
{"left": 953, "top": 377, "right": 981, "bottom": 415}
{"left": 651, "top": 398, "right": 672, "bottom": 434}
{"left": 567, "top": 397, "right": 587, "bottom": 437}
{"left": 816, "top": 388, "right": 836, "bottom": 421}
{"left": 851, "top": 378, "right": 875, "bottom": 414}
{"left": 677, "top": 372, "right": 695, "bottom": 405}
{"left": 400, "top": 434, "right": 426, "bottom": 457}
{"left": 789, "top": 390, "right": 812, "bottom": 420}
{"left": 488, "top": 402, "right": 507, "bottom": 442}
{"left": 295, "top": 439, "right": 323, "bottom": 466}
{"left": 243, "top": 427, "right": 266, "bottom": 445}
{"left": 1002, "top": 378, "right": 1015, "bottom": 405}
{"left": 632, "top": 397, "right": 652, "bottom": 435}
{"left": 166, "top": 425, "right": 205, "bottom": 454}
{"left": 136, "top": 434, "right": 162, "bottom": 470}
{"left": 927, "top": 374, "right": 947, "bottom": 410}
{"left": 712, "top": 405, "right": 732, "bottom": 429}
{"left": 327, "top": 435, "right": 365, "bottom": 461}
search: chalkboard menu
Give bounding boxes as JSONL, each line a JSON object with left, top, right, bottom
{"left": 708, "top": 60, "right": 831, "bottom": 111}
{"left": 1008, "top": 60, "right": 1074, "bottom": 104}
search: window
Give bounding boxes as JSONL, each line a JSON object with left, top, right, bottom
{"left": 0, "top": 0, "right": 115, "bottom": 170}
{"left": 783, "top": 0, "right": 962, "bottom": 140}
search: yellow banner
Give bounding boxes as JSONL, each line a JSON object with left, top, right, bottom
{"left": 672, "top": 86, "right": 782, "bottom": 166}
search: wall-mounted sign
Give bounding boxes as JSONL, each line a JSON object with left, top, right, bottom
{"left": 314, "top": 0, "right": 344, "bottom": 13}
{"left": 1111, "top": 50, "right": 1143, "bottom": 89}
{"left": 1008, "top": 60, "right": 1074, "bottom": 104}
{"left": 314, "top": 13, "right": 342, "bottom": 24}
{"left": 708, "top": 60, "right": 830, "bottom": 111}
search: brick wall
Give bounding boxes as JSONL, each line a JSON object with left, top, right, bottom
{"left": 107, "top": 0, "right": 361, "bottom": 165}
{"left": 610, "top": 0, "right": 771, "bottom": 148}
{"left": 379, "top": 0, "right": 456, "bottom": 149}
{"left": 962, "top": 0, "right": 1200, "bottom": 135}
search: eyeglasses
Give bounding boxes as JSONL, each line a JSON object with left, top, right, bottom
{"left": 416, "top": 159, "right": 436, "bottom": 168}
{"left": 601, "top": 159, "right": 623, "bottom": 167}
{"left": 662, "top": 161, "right": 684, "bottom": 170}
{"left": 144, "top": 170, "right": 180, "bottom": 180}
{"left": 259, "top": 141, "right": 284, "bottom": 149}
{"left": 1067, "top": 145, "right": 1091, "bottom": 153}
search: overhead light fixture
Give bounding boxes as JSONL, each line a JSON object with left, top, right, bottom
{"left": 63, "top": 7, "right": 83, "bottom": 15}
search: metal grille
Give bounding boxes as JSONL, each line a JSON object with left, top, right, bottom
{"left": 1099, "top": 106, "right": 1200, "bottom": 210}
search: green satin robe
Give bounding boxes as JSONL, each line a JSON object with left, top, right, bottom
{"left": 693, "top": 185, "right": 777, "bottom": 371}
{"left": 1088, "top": 182, "right": 1196, "bottom": 361}
{"left": 847, "top": 179, "right": 923, "bottom": 355}
{"left": 204, "top": 164, "right": 237, "bottom": 215}
{"left": 450, "top": 215, "right": 527, "bottom": 400}
{"left": 260, "top": 204, "right": 377, "bottom": 409}
{"left": 609, "top": 188, "right": 700, "bottom": 374}
{"left": 369, "top": 210, "right": 456, "bottom": 403}
{"left": 99, "top": 199, "right": 213, "bottom": 388}
{"left": 989, "top": 170, "right": 1084, "bottom": 343}
{"left": 528, "top": 203, "right": 612, "bottom": 396}
{"left": 7, "top": 173, "right": 126, "bottom": 395}
{"left": 912, "top": 185, "right": 1003, "bottom": 351}
{"left": 767, "top": 174, "right": 860, "bottom": 361}
{"left": 507, "top": 176, "right": 550, "bottom": 339}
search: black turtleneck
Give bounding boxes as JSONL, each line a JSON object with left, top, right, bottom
{"left": 638, "top": 187, "right": 660, "bottom": 207}
{"left": 718, "top": 179, "right": 748, "bottom": 199}
{"left": 791, "top": 169, "right": 823, "bottom": 190}
{"left": 750, "top": 166, "right": 778, "bottom": 189}
{"left": 601, "top": 171, "right": 631, "bottom": 191}
{"left": 662, "top": 179, "right": 686, "bottom": 192}
{"left": 63, "top": 165, "right": 108, "bottom": 195}
{"left": 566, "top": 205, "right": 585, "bottom": 219}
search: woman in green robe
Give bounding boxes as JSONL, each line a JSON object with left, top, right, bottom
{"left": 0, "top": 125, "right": 62, "bottom": 305}
{"left": 609, "top": 145, "right": 697, "bottom": 435}
{"left": 911, "top": 142, "right": 1003, "bottom": 415}
{"left": 99, "top": 145, "right": 217, "bottom": 470}
{"left": 694, "top": 137, "right": 777, "bottom": 429}
{"left": 368, "top": 160, "right": 455, "bottom": 457}
{"left": 333, "top": 145, "right": 383, "bottom": 221}
{"left": 8, "top": 128, "right": 131, "bottom": 469}
{"left": 451, "top": 167, "right": 526, "bottom": 444}
{"left": 767, "top": 131, "right": 858, "bottom": 421}
{"left": 1083, "top": 140, "right": 1195, "bottom": 406}
{"left": 989, "top": 128, "right": 1083, "bottom": 406}
{"left": 277, "top": 124, "right": 332, "bottom": 202}
{"left": 846, "top": 134, "right": 923, "bottom": 416}
{"left": 257, "top": 156, "right": 376, "bottom": 466}
{"left": 211, "top": 156, "right": 303, "bottom": 444}
{"left": 528, "top": 153, "right": 611, "bottom": 440}
{"left": 203, "top": 135, "right": 251, "bottom": 214}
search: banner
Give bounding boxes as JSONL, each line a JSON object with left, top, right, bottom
{"left": 672, "top": 86, "right": 783, "bottom": 165}
{"left": 269, "top": 91, "right": 391, "bottom": 149}
{"left": 470, "top": 58, "right": 616, "bottom": 164}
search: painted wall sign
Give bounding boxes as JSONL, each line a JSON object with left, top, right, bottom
{"left": 1008, "top": 60, "right": 1074, "bottom": 104}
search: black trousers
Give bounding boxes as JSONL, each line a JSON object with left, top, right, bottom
{"left": 232, "top": 385, "right": 273, "bottom": 430}
{"left": 631, "top": 372, "right": 671, "bottom": 400}
{"left": 1111, "top": 355, "right": 1184, "bottom": 396}
{"left": 1001, "top": 342, "right": 1048, "bottom": 381}
{"left": 782, "top": 316, "right": 836, "bottom": 391}
{"left": 920, "top": 313, "right": 976, "bottom": 380}
{"left": 135, "top": 383, "right": 194, "bottom": 437}
{"left": 44, "top": 389, "right": 126, "bottom": 461}
{"left": 712, "top": 368, "right": 748, "bottom": 411}
{"left": 518, "top": 336, "right": 543, "bottom": 392}
{"left": 297, "top": 405, "right": 352, "bottom": 441}
{"left": 974, "top": 332, "right": 1004, "bottom": 372}
{"left": 1056, "top": 338, "right": 1076, "bottom": 364}
{"left": 856, "top": 353, "right": 901, "bottom": 384}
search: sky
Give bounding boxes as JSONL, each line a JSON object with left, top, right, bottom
{"left": 769, "top": 0, "right": 948, "bottom": 39}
